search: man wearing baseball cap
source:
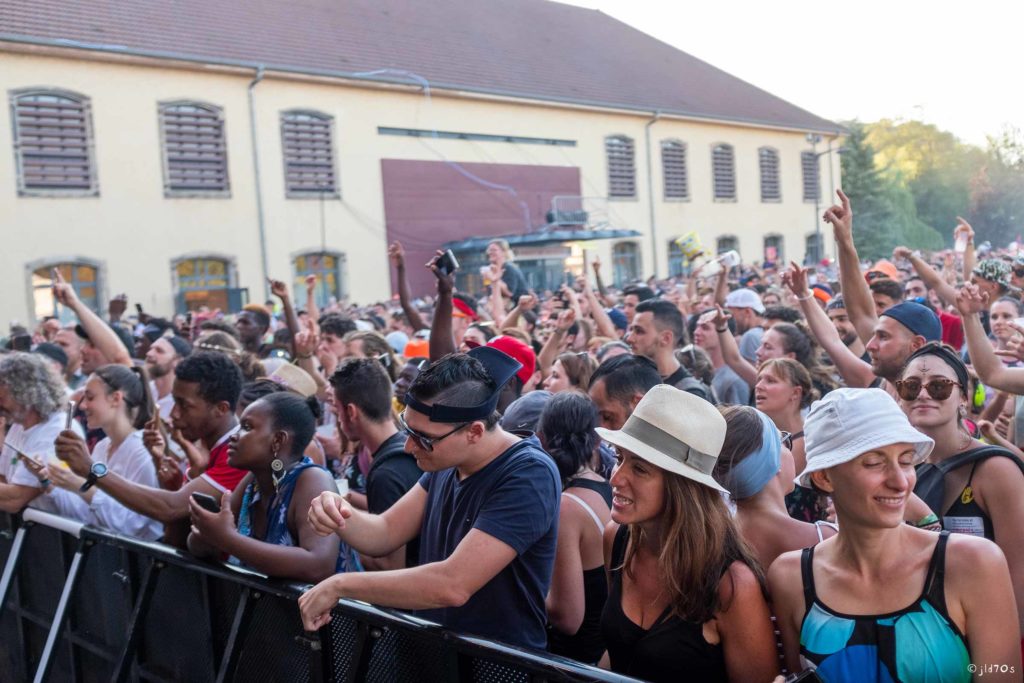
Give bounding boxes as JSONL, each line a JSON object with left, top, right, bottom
{"left": 865, "top": 301, "right": 941, "bottom": 387}
{"left": 723, "top": 288, "right": 765, "bottom": 363}
{"left": 301, "top": 346, "right": 560, "bottom": 651}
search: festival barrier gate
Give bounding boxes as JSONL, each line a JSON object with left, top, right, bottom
{"left": 0, "top": 510, "right": 635, "bottom": 682}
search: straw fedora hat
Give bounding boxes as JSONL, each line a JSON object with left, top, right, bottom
{"left": 595, "top": 384, "right": 727, "bottom": 493}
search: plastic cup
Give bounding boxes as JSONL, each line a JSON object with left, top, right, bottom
{"left": 954, "top": 234, "right": 968, "bottom": 253}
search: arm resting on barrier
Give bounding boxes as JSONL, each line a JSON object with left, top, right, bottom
{"left": 0, "top": 482, "right": 41, "bottom": 513}
{"left": 299, "top": 528, "right": 517, "bottom": 630}
{"left": 308, "top": 484, "right": 426, "bottom": 558}
{"left": 92, "top": 469, "right": 222, "bottom": 525}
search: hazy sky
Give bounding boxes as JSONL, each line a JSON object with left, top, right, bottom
{"left": 560, "top": 0, "right": 1022, "bottom": 146}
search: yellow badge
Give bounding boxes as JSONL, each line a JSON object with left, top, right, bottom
{"left": 961, "top": 486, "right": 974, "bottom": 505}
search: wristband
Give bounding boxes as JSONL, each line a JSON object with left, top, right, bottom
{"left": 795, "top": 292, "right": 814, "bottom": 301}
{"left": 913, "top": 513, "right": 939, "bottom": 528}
{"left": 716, "top": 326, "right": 729, "bottom": 334}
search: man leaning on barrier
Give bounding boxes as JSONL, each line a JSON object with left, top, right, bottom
{"left": 299, "top": 347, "right": 561, "bottom": 651}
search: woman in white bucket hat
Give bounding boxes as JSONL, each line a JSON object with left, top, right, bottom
{"left": 597, "top": 384, "right": 778, "bottom": 682}
{"left": 768, "top": 387, "right": 1019, "bottom": 681}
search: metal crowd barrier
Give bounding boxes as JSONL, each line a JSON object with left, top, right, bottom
{"left": 0, "top": 510, "right": 635, "bottom": 682}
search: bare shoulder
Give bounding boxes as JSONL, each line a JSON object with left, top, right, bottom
{"left": 767, "top": 549, "right": 805, "bottom": 602}
{"left": 719, "top": 561, "right": 762, "bottom": 603}
{"left": 944, "top": 532, "right": 1008, "bottom": 577}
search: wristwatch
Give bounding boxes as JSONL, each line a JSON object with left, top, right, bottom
{"left": 80, "top": 462, "right": 109, "bottom": 492}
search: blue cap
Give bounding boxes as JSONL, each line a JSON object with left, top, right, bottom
{"left": 606, "top": 308, "right": 628, "bottom": 331}
{"left": 880, "top": 302, "right": 941, "bottom": 341}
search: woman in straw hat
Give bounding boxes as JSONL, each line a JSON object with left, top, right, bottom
{"left": 768, "top": 388, "right": 1020, "bottom": 681}
{"left": 597, "top": 384, "right": 778, "bottom": 682}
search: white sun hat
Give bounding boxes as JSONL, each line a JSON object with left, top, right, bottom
{"left": 795, "top": 387, "right": 934, "bottom": 488}
{"left": 595, "top": 384, "right": 727, "bottom": 493}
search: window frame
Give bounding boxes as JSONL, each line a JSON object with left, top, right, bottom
{"left": 763, "top": 234, "right": 785, "bottom": 264}
{"left": 10, "top": 88, "right": 99, "bottom": 197}
{"left": 605, "top": 134, "right": 637, "bottom": 200}
{"left": 292, "top": 250, "right": 347, "bottom": 308}
{"left": 801, "top": 151, "right": 821, "bottom": 203}
{"left": 711, "top": 143, "right": 736, "bottom": 202}
{"left": 280, "top": 109, "right": 340, "bottom": 199}
{"left": 661, "top": 139, "right": 689, "bottom": 201}
{"left": 26, "top": 256, "right": 105, "bottom": 322}
{"left": 158, "top": 100, "right": 231, "bottom": 198}
{"left": 758, "top": 146, "right": 781, "bottom": 203}
{"left": 611, "top": 241, "right": 642, "bottom": 285}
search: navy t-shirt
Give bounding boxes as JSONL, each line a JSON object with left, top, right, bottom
{"left": 416, "top": 434, "right": 560, "bottom": 651}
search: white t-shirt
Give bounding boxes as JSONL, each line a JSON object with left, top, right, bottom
{"left": 0, "top": 411, "right": 83, "bottom": 499}
{"left": 43, "top": 431, "right": 163, "bottom": 541}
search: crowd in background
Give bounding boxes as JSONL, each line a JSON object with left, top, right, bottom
{"left": 1, "top": 188, "right": 1022, "bottom": 681}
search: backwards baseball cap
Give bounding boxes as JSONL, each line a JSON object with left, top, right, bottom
{"left": 606, "top": 307, "right": 628, "bottom": 331}
{"left": 404, "top": 346, "right": 522, "bottom": 423}
{"left": 166, "top": 336, "right": 192, "bottom": 358}
{"left": 33, "top": 342, "right": 69, "bottom": 370}
{"left": 487, "top": 335, "right": 536, "bottom": 385}
{"left": 880, "top": 301, "right": 941, "bottom": 341}
{"left": 724, "top": 288, "right": 765, "bottom": 315}
{"left": 811, "top": 283, "right": 833, "bottom": 305}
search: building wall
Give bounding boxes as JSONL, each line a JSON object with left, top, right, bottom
{"left": 0, "top": 50, "right": 841, "bottom": 324}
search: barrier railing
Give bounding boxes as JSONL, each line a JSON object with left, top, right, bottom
{"left": 0, "top": 510, "right": 636, "bottom": 682}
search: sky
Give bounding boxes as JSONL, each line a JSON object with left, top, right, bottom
{"left": 560, "top": 0, "right": 1022, "bottom": 146}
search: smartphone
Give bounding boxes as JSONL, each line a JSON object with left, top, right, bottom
{"left": 135, "top": 303, "right": 144, "bottom": 314}
{"left": 192, "top": 492, "right": 221, "bottom": 514}
{"left": 435, "top": 249, "right": 459, "bottom": 276}
{"left": 785, "top": 670, "right": 824, "bottom": 683}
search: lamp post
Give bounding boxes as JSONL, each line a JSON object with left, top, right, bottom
{"left": 806, "top": 134, "right": 846, "bottom": 265}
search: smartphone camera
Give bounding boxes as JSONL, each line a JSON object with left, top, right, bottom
{"left": 435, "top": 250, "right": 459, "bottom": 276}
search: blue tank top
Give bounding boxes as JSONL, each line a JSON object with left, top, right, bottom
{"left": 234, "top": 458, "right": 361, "bottom": 573}
{"left": 799, "top": 531, "right": 969, "bottom": 682}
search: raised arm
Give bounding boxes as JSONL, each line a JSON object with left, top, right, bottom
{"left": 591, "top": 256, "right": 614, "bottom": 308}
{"left": 711, "top": 307, "right": 758, "bottom": 387}
{"left": 893, "top": 247, "right": 958, "bottom": 307}
{"left": 956, "top": 284, "right": 1024, "bottom": 393}
{"left": 52, "top": 270, "right": 132, "bottom": 366}
{"left": 713, "top": 268, "right": 729, "bottom": 307}
{"left": 538, "top": 309, "right": 574, "bottom": 377}
{"left": 387, "top": 242, "right": 429, "bottom": 332}
{"left": 303, "top": 275, "right": 321, "bottom": 323}
{"left": 956, "top": 218, "right": 976, "bottom": 283}
{"left": 427, "top": 252, "right": 457, "bottom": 361}
{"left": 783, "top": 262, "right": 875, "bottom": 388}
{"left": 578, "top": 277, "right": 617, "bottom": 339}
{"left": 827, "top": 189, "right": 877, "bottom": 343}
{"left": 269, "top": 278, "right": 301, "bottom": 357}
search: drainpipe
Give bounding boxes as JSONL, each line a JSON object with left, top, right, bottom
{"left": 248, "top": 66, "right": 270, "bottom": 301}
{"left": 644, "top": 111, "right": 661, "bottom": 278}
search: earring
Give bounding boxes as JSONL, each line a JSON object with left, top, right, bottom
{"left": 270, "top": 444, "right": 284, "bottom": 492}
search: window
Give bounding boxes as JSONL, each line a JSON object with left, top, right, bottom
{"left": 31, "top": 261, "right": 101, "bottom": 321}
{"left": 159, "top": 102, "right": 230, "bottom": 195}
{"left": 281, "top": 111, "right": 338, "bottom": 197}
{"left": 717, "top": 235, "right": 739, "bottom": 255}
{"left": 668, "top": 240, "right": 687, "bottom": 278}
{"left": 661, "top": 140, "right": 689, "bottom": 200}
{"left": 805, "top": 233, "right": 823, "bottom": 264}
{"left": 612, "top": 242, "right": 641, "bottom": 285}
{"left": 711, "top": 144, "right": 735, "bottom": 200}
{"left": 293, "top": 252, "right": 346, "bottom": 308}
{"left": 605, "top": 135, "right": 636, "bottom": 198}
{"left": 763, "top": 234, "right": 784, "bottom": 265}
{"left": 758, "top": 147, "right": 780, "bottom": 202}
{"left": 802, "top": 151, "right": 820, "bottom": 202}
{"left": 173, "top": 256, "right": 235, "bottom": 311}
{"left": 10, "top": 89, "right": 97, "bottom": 195}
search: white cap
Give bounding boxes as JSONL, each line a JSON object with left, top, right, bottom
{"left": 724, "top": 288, "right": 765, "bottom": 314}
{"left": 796, "top": 388, "right": 933, "bottom": 488}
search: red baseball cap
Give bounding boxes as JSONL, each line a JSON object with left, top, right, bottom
{"left": 486, "top": 335, "right": 536, "bottom": 385}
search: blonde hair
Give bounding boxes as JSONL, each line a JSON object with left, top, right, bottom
{"left": 757, "top": 357, "right": 818, "bottom": 408}
{"left": 487, "top": 239, "right": 515, "bottom": 262}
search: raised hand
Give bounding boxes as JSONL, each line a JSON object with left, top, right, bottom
{"left": 953, "top": 216, "right": 975, "bottom": 243}
{"left": 781, "top": 261, "right": 811, "bottom": 297}
{"left": 54, "top": 430, "right": 93, "bottom": 477}
{"left": 515, "top": 294, "right": 537, "bottom": 311}
{"left": 388, "top": 241, "right": 405, "bottom": 270}
{"left": 427, "top": 250, "right": 454, "bottom": 295}
{"left": 51, "top": 268, "right": 79, "bottom": 307}
{"left": 892, "top": 246, "right": 913, "bottom": 262}
{"left": 304, "top": 274, "right": 318, "bottom": 294}
{"left": 268, "top": 278, "right": 289, "bottom": 300}
{"left": 822, "top": 189, "right": 853, "bottom": 243}
{"left": 554, "top": 307, "right": 577, "bottom": 332}
{"left": 294, "top": 317, "right": 320, "bottom": 357}
{"left": 955, "top": 283, "right": 989, "bottom": 317}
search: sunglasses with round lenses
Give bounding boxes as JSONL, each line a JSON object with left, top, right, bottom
{"left": 894, "top": 377, "right": 959, "bottom": 402}
{"left": 397, "top": 411, "right": 469, "bottom": 452}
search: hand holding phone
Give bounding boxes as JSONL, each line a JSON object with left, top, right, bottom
{"left": 435, "top": 249, "right": 459, "bottom": 276}
{"left": 192, "top": 492, "right": 221, "bottom": 514}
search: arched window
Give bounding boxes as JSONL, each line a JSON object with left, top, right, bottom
{"left": 711, "top": 143, "right": 736, "bottom": 200}
{"left": 661, "top": 139, "right": 689, "bottom": 200}
{"left": 605, "top": 135, "right": 636, "bottom": 198}
{"left": 763, "top": 234, "right": 784, "bottom": 265}
{"left": 10, "top": 89, "right": 97, "bottom": 195}
{"left": 612, "top": 242, "right": 641, "bottom": 285}
{"left": 280, "top": 110, "right": 339, "bottom": 197}
{"left": 293, "top": 251, "right": 347, "bottom": 309}
{"left": 758, "top": 147, "right": 780, "bottom": 202}
{"left": 667, "top": 239, "right": 687, "bottom": 278}
{"left": 159, "top": 101, "right": 230, "bottom": 195}
{"left": 173, "top": 256, "right": 236, "bottom": 312}
{"left": 30, "top": 260, "right": 102, "bottom": 321}
{"left": 717, "top": 235, "right": 739, "bottom": 255}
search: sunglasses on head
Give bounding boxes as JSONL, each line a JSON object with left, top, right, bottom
{"left": 894, "top": 377, "right": 961, "bottom": 402}
{"left": 397, "top": 411, "right": 469, "bottom": 452}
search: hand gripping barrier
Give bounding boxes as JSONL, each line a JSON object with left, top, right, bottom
{"left": 0, "top": 510, "right": 639, "bottom": 682}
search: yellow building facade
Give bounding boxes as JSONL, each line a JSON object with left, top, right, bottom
{"left": 0, "top": 42, "right": 841, "bottom": 325}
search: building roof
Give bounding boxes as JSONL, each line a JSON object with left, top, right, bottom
{"left": 0, "top": 0, "right": 841, "bottom": 134}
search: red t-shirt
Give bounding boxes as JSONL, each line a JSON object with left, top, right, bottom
{"left": 938, "top": 310, "right": 964, "bottom": 351}
{"left": 198, "top": 427, "right": 247, "bottom": 493}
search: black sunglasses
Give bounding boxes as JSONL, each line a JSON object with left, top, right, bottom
{"left": 779, "top": 431, "right": 793, "bottom": 451}
{"left": 894, "top": 377, "right": 960, "bottom": 402}
{"left": 397, "top": 411, "right": 469, "bottom": 452}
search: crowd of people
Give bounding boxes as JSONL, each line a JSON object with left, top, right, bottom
{"left": 2, "top": 188, "right": 1023, "bottom": 680}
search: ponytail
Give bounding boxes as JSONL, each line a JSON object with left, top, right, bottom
{"left": 94, "top": 364, "right": 155, "bottom": 430}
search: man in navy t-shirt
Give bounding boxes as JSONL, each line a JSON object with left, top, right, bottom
{"left": 300, "top": 347, "right": 560, "bottom": 651}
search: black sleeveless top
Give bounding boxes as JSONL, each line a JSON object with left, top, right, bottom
{"left": 547, "top": 477, "right": 611, "bottom": 664}
{"left": 600, "top": 526, "right": 727, "bottom": 682}
{"left": 942, "top": 460, "right": 995, "bottom": 540}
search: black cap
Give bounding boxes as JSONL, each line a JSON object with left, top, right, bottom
{"left": 167, "top": 336, "right": 193, "bottom": 358}
{"left": 33, "top": 342, "right": 69, "bottom": 370}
